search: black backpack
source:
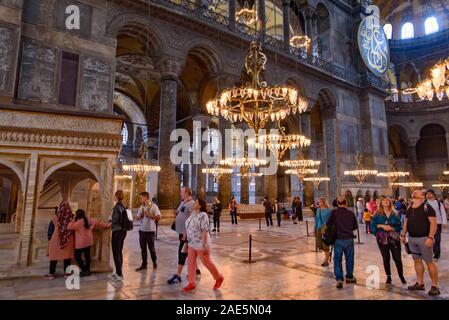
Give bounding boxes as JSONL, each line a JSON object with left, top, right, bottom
{"left": 322, "top": 210, "right": 337, "bottom": 246}
{"left": 118, "top": 203, "right": 133, "bottom": 231}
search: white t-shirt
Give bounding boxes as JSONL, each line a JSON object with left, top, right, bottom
{"left": 137, "top": 202, "right": 161, "bottom": 232}
{"left": 427, "top": 199, "right": 447, "bottom": 225}
{"left": 185, "top": 211, "right": 211, "bottom": 250}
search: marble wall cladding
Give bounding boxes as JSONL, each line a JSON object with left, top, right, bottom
{"left": 79, "top": 57, "right": 112, "bottom": 112}
{"left": 22, "top": 0, "right": 41, "bottom": 24}
{"left": 0, "top": 27, "right": 16, "bottom": 92}
{"left": 18, "top": 39, "right": 56, "bottom": 103}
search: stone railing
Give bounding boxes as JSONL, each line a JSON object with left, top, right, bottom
{"left": 386, "top": 99, "right": 449, "bottom": 113}
{"left": 150, "top": 0, "right": 388, "bottom": 91}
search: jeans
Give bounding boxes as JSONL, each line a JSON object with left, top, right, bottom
{"left": 230, "top": 212, "right": 238, "bottom": 224}
{"left": 265, "top": 212, "right": 273, "bottom": 226}
{"left": 49, "top": 259, "right": 72, "bottom": 275}
{"left": 357, "top": 211, "right": 363, "bottom": 223}
{"left": 333, "top": 239, "right": 355, "bottom": 281}
{"left": 365, "top": 222, "right": 371, "bottom": 233}
{"left": 111, "top": 230, "right": 127, "bottom": 277}
{"left": 213, "top": 212, "right": 221, "bottom": 230}
{"left": 433, "top": 224, "right": 442, "bottom": 259}
{"left": 74, "top": 246, "right": 91, "bottom": 273}
{"left": 276, "top": 213, "right": 281, "bottom": 227}
{"left": 378, "top": 240, "right": 404, "bottom": 278}
{"left": 139, "top": 230, "right": 157, "bottom": 266}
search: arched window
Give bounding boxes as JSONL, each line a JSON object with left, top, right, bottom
{"left": 401, "top": 22, "right": 414, "bottom": 39}
{"left": 383, "top": 23, "right": 392, "bottom": 39}
{"left": 424, "top": 16, "right": 439, "bottom": 35}
{"left": 121, "top": 125, "right": 128, "bottom": 145}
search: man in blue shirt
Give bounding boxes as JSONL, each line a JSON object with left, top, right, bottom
{"left": 326, "top": 196, "right": 358, "bottom": 289}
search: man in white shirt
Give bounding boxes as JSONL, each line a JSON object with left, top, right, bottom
{"left": 135, "top": 191, "right": 161, "bottom": 271}
{"left": 426, "top": 190, "right": 447, "bottom": 261}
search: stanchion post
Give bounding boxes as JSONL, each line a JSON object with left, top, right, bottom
{"left": 306, "top": 220, "right": 309, "bottom": 236}
{"left": 258, "top": 217, "right": 262, "bottom": 231}
{"left": 249, "top": 234, "right": 252, "bottom": 263}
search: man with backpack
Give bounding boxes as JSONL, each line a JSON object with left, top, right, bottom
{"left": 425, "top": 190, "right": 447, "bottom": 261}
{"left": 109, "top": 190, "right": 132, "bottom": 282}
{"left": 326, "top": 196, "right": 358, "bottom": 289}
{"left": 263, "top": 196, "right": 273, "bottom": 227}
{"left": 135, "top": 191, "right": 161, "bottom": 271}
{"left": 401, "top": 189, "right": 440, "bottom": 296}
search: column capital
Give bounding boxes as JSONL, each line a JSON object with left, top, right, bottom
{"left": 156, "top": 56, "right": 184, "bottom": 79}
{"left": 407, "top": 136, "right": 420, "bottom": 146}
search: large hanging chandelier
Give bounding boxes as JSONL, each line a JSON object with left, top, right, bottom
{"left": 303, "top": 176, "right": 330, "bottom": 189}
{"left": 235, "top": 7, "right": 257, "bottom": 25}
{"left": 237, "top": 171, "right": 264, "bottom": 179}
{"left": 286, "top": 168, "right": 318, "bottom": 181}
{"left": 390, "top": 182, "right": 423, "bottom": 190}
{"left": 206, "top": 41, "right": 308, "bottom": 134}
{"left": 121, "top": 144, "right": 161, "bottom": 183}
{"left": 219, "top": 157, "right": 267, "bottom": 167}
{"left": 444, "top": 171, "right": 449, "bottom": 175}
{"left": 247, "top": 123, "right": 311, "bottom": 160}
{"left": 344, "top": 152, "right": 378, "bottom": 184}
{"left": 377, "top": 155, "right": 410, "bottom": 184}
{"left": 290, "top": 35, "right": 311, "bottom": 49}
{"left": 432, "top": 183, "right": 449, "bottom": 191}
{"left": 280, "top": 159, "right": 321, "bottom": 168}
{"left": 402, "top": 57, "right": 449, "bottom": 101}
{"left": 202, "top": 166, "right": 233, "bottom": 181}
{"left": 114, "top": 174, "right": 132, "bottom": 181}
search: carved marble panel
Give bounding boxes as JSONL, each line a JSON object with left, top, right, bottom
{"left": 17, "top": 39, "right": 56, "bottom": 103}
{"left": 79, "top": 57, "right": 112, "bottom": 112}
{"left": 0, "top": 26, "right": 17, "bottom": 93}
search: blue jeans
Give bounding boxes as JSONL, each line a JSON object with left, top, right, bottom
{"left": 333, "top": 239, "right": 355, "bottom": 281}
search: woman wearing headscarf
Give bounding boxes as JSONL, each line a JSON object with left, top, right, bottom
{"left": 45, "top": 201, "right": 75, "bottom": 279}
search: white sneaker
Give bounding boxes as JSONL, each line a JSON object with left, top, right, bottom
{"left": 109, "top": 273, "right": 123, "bottom": 282}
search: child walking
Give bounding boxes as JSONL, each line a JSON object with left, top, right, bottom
{"left": 363, "top": 208, "right": 373, "bottom": 234}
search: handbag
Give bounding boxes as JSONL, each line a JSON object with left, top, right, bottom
{"left": 322, "top": 212, "right": 337, "bottom": 246}
{"left": 171, "top": 221, "right": 176, "bottom": 231}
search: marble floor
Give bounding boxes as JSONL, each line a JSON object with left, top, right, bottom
{"left": 1, "top": 217, "right": 448, "bottom": 300}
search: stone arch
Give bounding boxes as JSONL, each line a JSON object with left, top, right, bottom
{"left": 39, "top": 160, "right": 101, "bottom": 195}
{"left": 388, "top": 124, "right": 409, "bottom": 158}
{"left": 416, "top": 119, "right": 449, "bottom": 137}
{"left": 106, "top": 14, "right": 165, "bottom": 55}
{"left": 0, "top": 159, "right": 25, "bottom": 192}
{"left": 417, "top": 123, "right": 448, "bottom": 161}
{"left": 183, "top": 40, "right": 224, "bottom": 75}
{"left": 114, "top": 91, "right": 149, "bottom": 144}
{"left": 316, "top": 87, "right": 337, "bottom": 116}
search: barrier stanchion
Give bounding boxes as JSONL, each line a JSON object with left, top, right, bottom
{"left": 258, "top": 217, "right": 262, "bottom": 231}
{"left": 356, "top": 224, "right": 364, "bottom": 245}
{"left": 306, "top": 220, "right": 309, "bottom": 235}
{"left": 249, "top": 234, "right": 252, "bottom": 263}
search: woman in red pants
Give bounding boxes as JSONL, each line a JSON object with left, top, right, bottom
{"left": 183, "top": 198, "right": 224, "bottom": 292}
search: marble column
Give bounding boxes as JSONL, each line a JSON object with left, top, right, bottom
{"left": 241, "top": 176, "right": 249, "bottom": 204}
{"left": 228, "top": 0, "right": 236, "bottom": 31}
{"left": 264, "top": 174, "right": 278, "bottom": 201}
{"left": 192, "top": 114, "right": 210, "bottom": 199}
{"left": 322, "top": 109, "right": 339, "bottom": 202}
{"left": 218, "top": 118, "right": 231, "bottom": 204}
{"left": 157, "top": 57, "right": 182, "bottom": 209}
{"left": 407, "top": 137, "right": 419, "bottom": 175}
{"left": 257, "top": 0, "right": 266, "bottom": 40}
{"left": 282, "top": 0, "right": 290, "bottom": 48}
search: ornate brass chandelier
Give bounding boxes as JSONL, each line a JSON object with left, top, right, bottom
{"left": 286, "top": 168, "right": 318, "bottom": 181}
{"left": 121, "top": 144, "right": 161, "bottom": 184}
{"left": 235, "top": 7, "right": 257, "bottom": 25}
{"left": 402, "top": 57, "right": 449, "bottom": 101}
{"left": 303, "top": 176, "right": 330, "bottom": 189}
{"left": 289, "top": 35, "right": 311, "bottom": 49}
{"left": 219, "top": 157, "right": 267, "bottom": 167}
{"left": 206, "top": 41, "right": 308, "bottom": 134}
{"left": 202, "top": 166, "right": 233, "bottom": 181}
{"left": 377, "top": 155, "right": 410, "bottom": 184}
{"left": 114, "top": 174, "right": 132, "bottom": 181}
{"left": 237, "top": 171, "right": 264, "bottom": 179}
{"left": 343, "top": 152, "right": 378, "bottom": 184}
{"left": 246, "top": 122, "right": 311, "bottom": 160}
{"left": 390, "top": 182, "right": 423, "bottom": 190}
{"left": 432, "top": 183, "right": 449, "bottom": 191}
{"left": 444, "top": 171, "right": 449, "bottom": 175}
